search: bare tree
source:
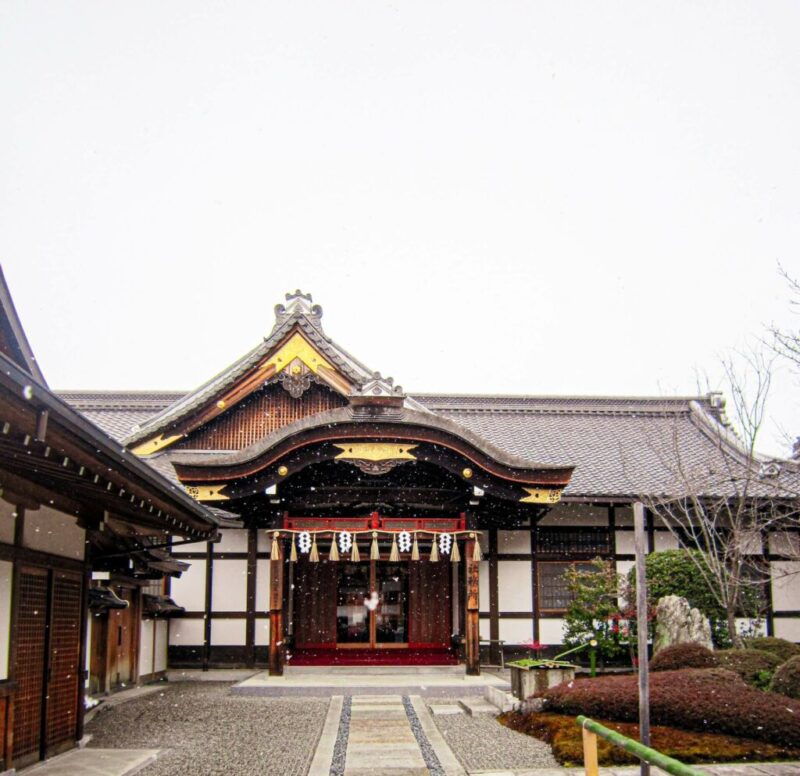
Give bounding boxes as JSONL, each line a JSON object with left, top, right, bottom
{"left": 771, "top": 264, "right": 800, "bottom": 373}
{"left": 634, "top": 346, "right": 800, "bottom": 647}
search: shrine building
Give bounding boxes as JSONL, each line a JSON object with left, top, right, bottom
{"left": 61, "top": 290, "right": 800, "bottom": 675}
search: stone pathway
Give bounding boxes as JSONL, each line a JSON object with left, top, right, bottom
{"left": 310, "top": 694, "right": 465, "bottom": 775}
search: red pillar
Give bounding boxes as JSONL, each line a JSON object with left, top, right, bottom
{"left": 269, "top": 541, "right": 284, "bottom": 676}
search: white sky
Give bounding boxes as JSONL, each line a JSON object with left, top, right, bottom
{"left": 1, "top": 2, "right": 798, "bottom": 457}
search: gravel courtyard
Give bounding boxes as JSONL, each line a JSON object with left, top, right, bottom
{"left": 85, "top": 683, "right": 329, "bottom": 776}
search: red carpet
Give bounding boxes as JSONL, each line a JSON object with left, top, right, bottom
{"left": 287, "top": 648, "right": 459, "bottom": 666}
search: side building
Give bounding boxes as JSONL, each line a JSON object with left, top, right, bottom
{"left": 0, "top": 268, "right": 221, "bottom": 770}
{"left": 61, "top": 291, "right": 800, "bottom": 674}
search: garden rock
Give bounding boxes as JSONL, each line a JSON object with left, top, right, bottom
{"left": 654, "top": 595, "right": 712, "bottom": 653}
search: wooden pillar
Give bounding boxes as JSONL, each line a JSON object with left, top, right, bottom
{"left": 465, "top": 538, "right": 480, "bottom": 675}
{"left": 488, "top": 528, "right": 500, "bottom": 665}
{"left": 245, "top": 527, "right": 257, "bottom": 667}
{"left": 268, "top": 540, "right": 284, "bottom": 676}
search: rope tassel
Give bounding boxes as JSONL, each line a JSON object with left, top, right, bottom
{"left": 351, "top": 540, "right": 360, "bottom": 563}
{"left": 370, "top": 531, "right": 380, "bottom": 561}
{"left": 290, "top": 538, "right": 298, "bottom": 562}
{"left": 389, "top": 534, "right": 399, "bottom": 562}
{"left": 271, "top": 531, "right": 280, "bottom": 560}
{"left": 329, "top": 534, "right": 340, "bottom": 562}
{"left": 411, "top": 533, "right": 420, "bottom": 561}
{"left": 471, "top": 533, "right": 482, "bottom": 562}
{"left": 451, "top": 539, "right": 461, "bottom": 563}
{"left": 430, "top": 537, "right": 439, "bottom": 562}
{"left": 310, "top": 534, "right": 319, "bottom": 563}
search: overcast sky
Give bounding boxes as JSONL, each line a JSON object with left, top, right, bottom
{"left": 1, "top": 2, "right": 798, "bottom": 457}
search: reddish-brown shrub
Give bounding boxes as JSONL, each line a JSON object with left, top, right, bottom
{"left": 539, "top": 669, "right": 800, "bottom": 745}
{"left": 499, "top": 711, "right": 800, "bottom": 766}
{"left": 744, "top": 637, "right": 800, "bottom": 663}
{"left": 771, "top": 656, "right": 800, "bottom": 699}
{"left": 649, "top": 642, "right": 718, "bottom": 671}
{"left": 716, "top": 649, "right": 782, "bottom": 688}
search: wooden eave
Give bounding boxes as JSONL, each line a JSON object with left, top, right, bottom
{"left": 0, "top": 355, "right": 218, "bottom": 539}
{"left": 172, "top": 413, "right": 574, "bottom": 502}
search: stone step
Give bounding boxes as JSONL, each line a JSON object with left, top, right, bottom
{"left": 457, "top": 697, "right": 499, "bottom": 716}
{"left": 484, "top": 684, "right": 516, "bottom": 713}
{"left": 427, "top": 703, "right": 464, "bottom": 716}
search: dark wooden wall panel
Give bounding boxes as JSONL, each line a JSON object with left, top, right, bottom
{"left": 294, "top": 561, "right": 337, "bottom": 646}
{"left": 45, "top": 572, "right": 82, "bottom": 754}
{"left": 409, "top": 562, "right": 450, "bottom": 647}
{"left": 13, "top": 569, "right": 48, "bottom": 762}
{"left": 177, "top": 383, "right": 347, "bottom": 451}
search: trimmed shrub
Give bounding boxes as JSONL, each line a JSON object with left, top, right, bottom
{"left": 499, "top": 711, "right": 800, "bottom": 766}
{"left": 650, "top": 642, "right": 718, "bottom": 672}
{"left": 744, "top": 637, "right": 800, "bottom": 663}
{"left": 771, "top": 656, "right": 800, "bottom": 699}
{"left": 539, "top": 668, "right": 800, "bottom": 745}
{"left": 716, "top": 649, "right": 782, "bottom": 689}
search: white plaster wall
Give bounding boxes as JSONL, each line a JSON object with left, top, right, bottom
{"left": 169, "top": 618, "right": 204, "bottom": 646}
{"left": 479, "top": 617, "right": 490, "bottom": 641}
{"left": 170, "top": 560, "right": 207, "bottom": 612}
{"left": 615, "top": 532, "right": 636, "bottom": 555}
{"left": 155, "top": 620, "right": 169, "bottom": 672}
{"left": 215, "top": 529, "right": 248, "bottom": 554}
{"left": 539, "top": 503, "right": 609, "bottom": 527}
{"left": 211, "top": 559, "right": 247, "bottom": 612}
{"left": 0, "top": 500, "right": 16, "bottom": 544}
{"left": 140, "top": 619, "right": 154, "bottom": 676}
{"left": 498, "top": 530, "right": 530, "bottom": 554}
{"left": 477, "top": 530, "right": 489, "bottom": 555}
{"left": 774, "top": 619, "right": 800, "bottom": 642}
{"left": 498, "top": 619, "right": 533, "bottom": 644}
{"left": 255, "top": 618, "right": 271, "bottom": 646}
{"left": 769, "top": 532, "right": 800, "bottom": 557}
{"left": 770, "top": 562, "right": 800, "bottom": 611}
{"left": 538, "top": 618, "right": 566, "bottom": 645}
{"left": 23, "top": 506, "right": 85, "bottom": 560}
{"left": 0, "top": 560, "right": 12, "bottom": 680}
{"left": 616, "top": 560, "right": 635, "bottom": 606}
{"left": 654, "top": 531, "right": 680, "bottom": 551}
{"left": 255, "top": 559, "right": 270, "bottom": 613}
{"left": 479, "top": 560, "right": 489, "bottom": 611}
{"left": 257, "top": 529, "right": 273, "bottom": 553}
{"left": 175, "top": 540, "right": 208, "bottom": 553}
{"left": 498, "top": 561, "right": 532, "bottom": 611}
{"left": 211, "top": 618, "right": 246, "bottom": 645}
{"left": 735, "top": 618, "right": 766, "bottom": 637}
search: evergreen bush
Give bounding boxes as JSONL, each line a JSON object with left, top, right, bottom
{"left": 716, "top": 649, "right": 781, "bottom": 689}
{"left": 743, "top": 637, "right": 800, "bottom": 663}
{"left": 770, "top": 656, "right": 800, "bottom": 699}
{"left": 650, "top": 642, "right": 718, "bottom": 671}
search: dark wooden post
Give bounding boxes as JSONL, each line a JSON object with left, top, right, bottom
{"left": 465, "top": 538, "right": 480, "bottom": 675}
{"left": 268, "top": 539, "right": 284, "bottom": 676}
{"left": 634, "top": 501, "right": 650, "bottom": 776}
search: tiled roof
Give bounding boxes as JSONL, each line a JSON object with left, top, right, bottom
{"left": 58, "top": 389, "right": 800, "bottom": 500}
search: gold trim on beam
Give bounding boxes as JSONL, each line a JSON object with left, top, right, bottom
{"left": 520, "top": 487, "right": 563, "bottom": 504}
{"left": 131, "top": 433, "right": 183, "bottom": 457}
{"left": 334, "top": 443, "right": 418, "bottom": 462}
{"left": 184, "top": 484, "right": 230, "bottom": 501}
{"left": 261, "top": 332, "right": 334, "bottom": 376}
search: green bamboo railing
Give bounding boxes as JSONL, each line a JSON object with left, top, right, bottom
{"left": 576, "top": 716, "right": 705, "bottom": 776}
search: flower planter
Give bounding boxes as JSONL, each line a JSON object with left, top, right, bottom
{"left": 508, "top": 661, "right": 576, "bottom": 701}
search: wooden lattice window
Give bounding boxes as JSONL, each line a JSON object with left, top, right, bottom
{"left": 538, "top": 561, "right": 598, "bottom": 612}
{"left": 535, "top": 527, "right": 611, "bottom": 557}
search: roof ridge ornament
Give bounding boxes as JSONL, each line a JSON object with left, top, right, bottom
{"left": 272, "top": 290, "right": 324, "bottom": 333}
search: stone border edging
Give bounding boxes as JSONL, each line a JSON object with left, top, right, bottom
{"left": 408, "top": 694, "right": 466, "bottom": 776}
{"left": 307, "top": 695, "right": 344, "bottom": 776}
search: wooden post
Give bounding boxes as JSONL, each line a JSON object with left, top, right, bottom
{"left": 582, "top": 726, "right": 599, "bottom": 776}
{"left": 465, "top": 538, "right": 480, "bottom": 675}
{"left": 634, "top": 501, "right": 651, "bottom": 776}
{"left": 268, "top": 540, "right": 284, "bottom": 676}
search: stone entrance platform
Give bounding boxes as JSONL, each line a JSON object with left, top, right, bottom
{"left": 231, "top": 665, "right": 510, "bottom": 697}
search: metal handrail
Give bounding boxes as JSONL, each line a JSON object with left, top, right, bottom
{"left": 577, "top": 716, "right": 705, "bottom": 776}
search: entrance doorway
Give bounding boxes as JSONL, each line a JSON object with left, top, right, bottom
{"left": 292, "top": 556, "right": 452, "bottom": 660}
{"left": 336, "top": 562, "right": 409, "bottom": 647}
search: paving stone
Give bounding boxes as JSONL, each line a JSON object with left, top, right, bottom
{"left": 429, "top": 704, "right": 465, "bottom": 715}
{"left": 458, "top": 698, "right": 499, "bottom": 716}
